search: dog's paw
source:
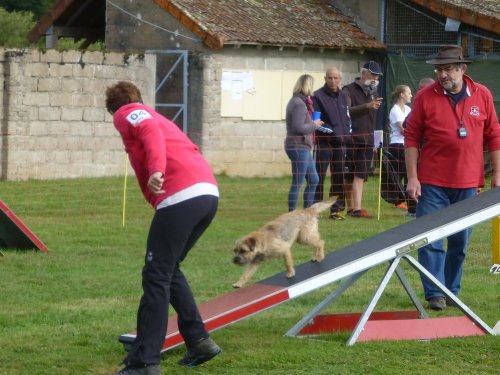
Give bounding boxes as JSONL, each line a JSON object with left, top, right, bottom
{"left": 286, "top": 268, "right": 296, "bottom": 278}
{"left": 232, "top": 282, "right": 243, "bottom": 288}
{"left": 311, "top": 255, "right": 325, "bottom": 262}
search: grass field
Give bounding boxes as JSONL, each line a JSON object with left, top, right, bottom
{"left": 0, "top": 175, "right": 498, "bottom": 375}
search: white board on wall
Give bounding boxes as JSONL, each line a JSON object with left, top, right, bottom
{"left": 221, "top": 69, "right": 325, "bottom": 120}
{"left": 242, "top": 70, "right": 282, "bottom": 120}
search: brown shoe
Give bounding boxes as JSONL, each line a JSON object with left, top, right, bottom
{"left": 347, "top": 209, "right": 373, "bottom": 219}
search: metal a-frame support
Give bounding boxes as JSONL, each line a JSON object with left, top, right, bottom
{"left": 285, "top": 253, "right": 495, "bottom": 345}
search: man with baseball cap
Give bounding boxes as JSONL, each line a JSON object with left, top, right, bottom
{"left": 405, "top": 45, "right": 500, "bottom": 310}
{"left": 342, "top": 60, "right": 384, "bottom": 218}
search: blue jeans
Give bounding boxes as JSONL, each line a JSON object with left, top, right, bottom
{"left": 285, "top": 148, "right": 319, "bottom": 211}
{"left": 416, "top": 184, "right": 476, "bottom": 300}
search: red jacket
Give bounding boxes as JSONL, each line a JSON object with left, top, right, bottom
{"left": 113, "top": 103, "right": 217, "bottom": 208}
{"left": 405, "top": 75, "right": 500, "bottom": 188}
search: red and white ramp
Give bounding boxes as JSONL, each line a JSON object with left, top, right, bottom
{"left": 119, "top": 188, "right": 500, "bottom": 351}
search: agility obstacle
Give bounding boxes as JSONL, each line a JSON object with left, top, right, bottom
{"left": 119, "top": 188, "right": 500, "bottom": 351}
{"left": 0, "top": 200, "right": 47, "bottom": 253}
{"left": 492, "top": 217, "right": 500, "bottom": 264}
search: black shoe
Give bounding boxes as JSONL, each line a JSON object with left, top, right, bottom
{"left": 178, "top": 337, "right": 222, "bottom": 368}
{"left": 427, "top": 296, "right": 446, "bottom": 310}
{"left": 114, "top": 364, "right": 161, "bottom": 375}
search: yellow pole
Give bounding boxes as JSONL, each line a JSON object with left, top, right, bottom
{"left": 492, "top": 217, "right": 500, "bottom": 264}
{"left": 122, "top": 154, "right": 129, "bottom": 227}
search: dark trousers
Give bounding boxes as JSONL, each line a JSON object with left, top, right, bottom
{"left": 388, "top": 143, "right": 407, "bottom": 185}
{"left": 124, "top": 194, "right": 219, "bottom": 366}
{"left": 314, "top": 139, "right": 346, "bottom": 209}
{"left": 389, "top": 143, "right": 416, "bottom": 213}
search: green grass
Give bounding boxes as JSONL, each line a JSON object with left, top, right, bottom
{"left": 0, "top": 176, "right": 498, "bottom": 375}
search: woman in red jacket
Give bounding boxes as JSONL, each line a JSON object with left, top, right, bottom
{"left": 106, "top": 81, "right": 221, "bottom": 375}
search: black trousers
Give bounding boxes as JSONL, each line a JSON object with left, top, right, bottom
{"left": 389, "top": 143, "right": 416, "bottom": 213}
{"left": 124, "top": 194, "right": 219, "bottom": 366}
{"left": 313, "top": 138, "right": 346, "bottom": 209}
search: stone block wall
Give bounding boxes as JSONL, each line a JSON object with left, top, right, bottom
{"left": 0, "top": 48, "right": 155, "bottom": 180}
{"left": 0, "top": 45, "right": 374, "bottom": 180}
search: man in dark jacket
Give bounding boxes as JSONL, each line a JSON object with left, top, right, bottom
{"left": 342, "top": 61, "right": 383, "bottom": 218}
{"left": 312, "top": 67, "right": 351, "bottom": 219}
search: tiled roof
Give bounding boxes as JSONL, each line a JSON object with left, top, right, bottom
{"left": 410, "top": 0, "right": 500, "bottom": 34}
{"left": 153, "top": 0, "right": 385, "bottom": 50}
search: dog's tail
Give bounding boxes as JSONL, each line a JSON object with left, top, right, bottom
{"left": 305, "top": 196, "right": 338, "bottom": 214}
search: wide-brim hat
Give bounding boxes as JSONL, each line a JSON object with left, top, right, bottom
{"left": 426, "top": 45, "right": 472, "bottom": 65}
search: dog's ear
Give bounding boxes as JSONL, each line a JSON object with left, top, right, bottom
{"left": 245, "top": 236, "right": 257, "bottom": 251}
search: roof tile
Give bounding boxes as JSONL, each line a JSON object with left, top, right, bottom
{"left": 153, "top": 0, "right": 385, "bottom": 50}
{"left": 410, "top": 0, "right": 500, "bottom": 34}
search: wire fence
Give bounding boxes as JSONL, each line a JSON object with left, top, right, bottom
{"left": 386, "top": 0, "right": 500, "bottom": 58}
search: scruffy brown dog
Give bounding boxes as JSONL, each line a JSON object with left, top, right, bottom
{"left": 232, "top": 197, "right": 337, "bottom": 288}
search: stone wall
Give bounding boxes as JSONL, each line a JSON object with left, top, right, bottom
{"left": 0, "top": 45, "right": 374, "bottom": 181}
{"left": 0, "top": 48, "right": 155, "bottom": 180}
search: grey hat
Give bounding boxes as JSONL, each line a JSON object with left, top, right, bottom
{"left": 363, "top": 61, "right": 383, "bottom": 75}
{"left": 426, "top": 45, "right": 472, "bottom": 65}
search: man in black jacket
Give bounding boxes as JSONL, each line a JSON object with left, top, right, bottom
{"left": 312, "top": 67, "right": 351, "bottom": 219}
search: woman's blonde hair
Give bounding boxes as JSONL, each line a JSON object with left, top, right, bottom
{"left": 390, "top": 84, "right": 410, "bottom": 105}
{"left": 293, "top": 74, "right": 314, "bottom": 96}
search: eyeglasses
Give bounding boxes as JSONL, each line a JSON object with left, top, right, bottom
{"left": 434, "top": 65, "right": 458, "bottom": 74}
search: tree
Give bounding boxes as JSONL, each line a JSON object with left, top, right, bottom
{"left": 0, "top": 7, "right": 34, "bottom": 47}
{"left": 0, "top": 0, "right": 56, "bottom": 19}
{"left": 0, "top": 1, "right": 104, "bottom": 50}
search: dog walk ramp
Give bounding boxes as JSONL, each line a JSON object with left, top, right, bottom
{"left": 119, "top": 188, "right": 500, "bottom": 352}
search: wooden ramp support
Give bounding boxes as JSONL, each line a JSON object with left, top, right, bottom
{"left": 0, "top": 200, "right": 47, "bottom": 253}
{"left": 119, "top": 188, "right": 500, "bottom": 351}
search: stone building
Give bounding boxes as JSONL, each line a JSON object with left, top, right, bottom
{"left": 18, "top": 0, "right": 500, "bottom": 180}
{"left": 27, "top": 0, "right": 385, "bottom": 179}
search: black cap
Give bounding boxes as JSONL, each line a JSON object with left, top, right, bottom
{"left": 363, "top": 61, "right": 383, "bottom": 75}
